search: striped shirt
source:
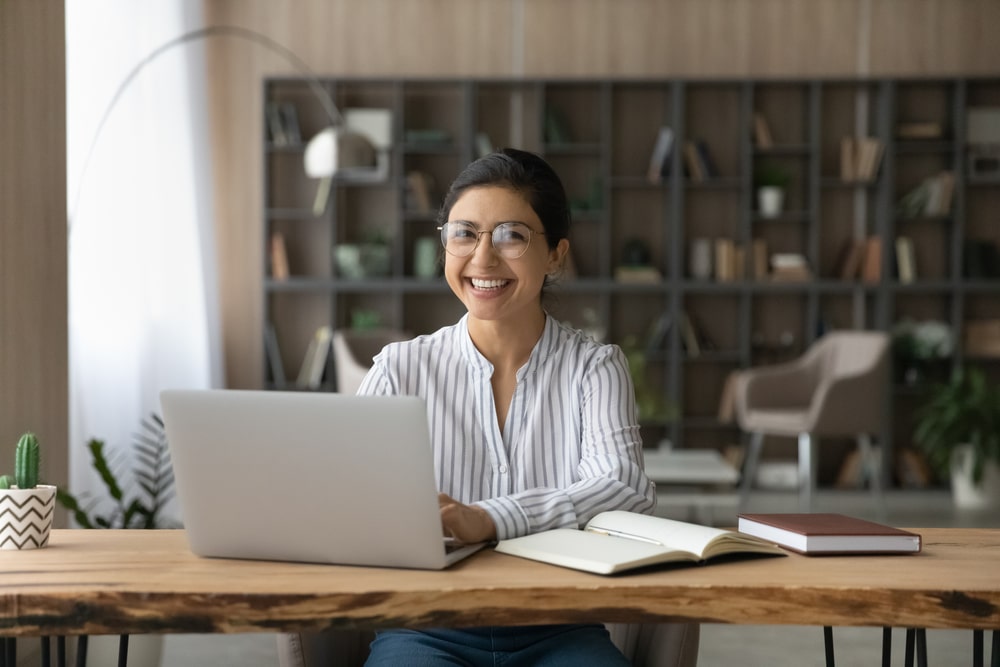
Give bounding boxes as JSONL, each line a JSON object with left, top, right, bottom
{"left": 357, "top": 313, "right": 656, "bottom": 540}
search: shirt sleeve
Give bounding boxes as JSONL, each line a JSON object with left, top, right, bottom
{"left": 474, "top": 344, "right": 656, "bottom": 540}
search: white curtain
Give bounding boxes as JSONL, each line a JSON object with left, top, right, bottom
{"left": 66, "top": 0, "right": 222, "bottom": 524}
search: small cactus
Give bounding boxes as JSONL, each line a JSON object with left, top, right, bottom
{"left": 15, "top": 433, "right": 40, "bottom": 489}
{"left": 0, "top": 432, "right": 40, "bottom": 490}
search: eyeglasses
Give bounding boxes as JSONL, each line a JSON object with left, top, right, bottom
{"left": 438, "top": 221, "right": 544, "bottom": 259}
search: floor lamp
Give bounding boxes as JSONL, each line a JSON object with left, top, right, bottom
{"left": 69, "top": 24, "right": 379, "bottom": 232}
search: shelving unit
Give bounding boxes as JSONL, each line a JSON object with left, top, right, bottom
{"left": 262, "top": 76, "right": 1000, "bottom": 490}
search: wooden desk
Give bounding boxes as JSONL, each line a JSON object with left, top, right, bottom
{"left": 1, "top": 529, "right": 998, "bottom": 637}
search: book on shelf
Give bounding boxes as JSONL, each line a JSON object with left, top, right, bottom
{"left": 681, "top": 312, "right": 701, "bottom": 356}
{"left": 494, "top": 511, "right": 786, "bottom": 575}
{"left": 737, "top": 513, "right": 922, "bottom": 555}
{"left": 614, "top": 265, "right": 662, "bottom": 284}
{"left": 269, "top": 231, "right": 290, "bottom": 280}
{"left": 861, "top": 236, "right": 882, "bottom": 284}
{"left": 694, "top": 140, "right": 719, "bottom": 179}
{"left": 769, "top": 253, "right": 811, "bottom": 282}
{"left": 894, "top": 236, "right": 916, "bottom": 284}
{"left": 751, "top": 238, "right": 769, "bottom": 280}
{"left": 713, "top": 238, "right": 735, "bottom": 282}
{"left": 646, "top": 126, "right": 674, "bottom": 183}
{"left": 896, "top": 121, "right": 943, "bottom": 140}
{"left": 279, "top": 103, "right": 301, "bottom": 144}
{"left": 839, "top": 137, "right": 884, "bottom": 182}
{"left": 296, "top": 325, "right": 333, "bottom": 389}
{"left": 753, "top": 112, "right": 773, "bottom": 148}
{"left": 896, "top": 171, "right": 955, "bottom": 218}
{"left": 265, "top": 102, "right": 288, "bottom": 146}
{"left": 682, "top": 141, "right": 706, "bottom": 183}
{"left": 644, "top": 311, "right": 673, "bottom": 353}
{"left": 406, "top": 171, "right": 436, "bottom": 213}
{"left": 264, "top": 322, "right": 286, "bottom": 387}
{"left": 835, "top": 238, "right": 867, "bottom": 281}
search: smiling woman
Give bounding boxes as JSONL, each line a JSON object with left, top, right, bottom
{"left": 355, "top": 149, "right": 657, "bottom": 666}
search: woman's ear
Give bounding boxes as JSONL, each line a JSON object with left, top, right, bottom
{"left": 548, "top": 239, "right": 570, "bottom": 274}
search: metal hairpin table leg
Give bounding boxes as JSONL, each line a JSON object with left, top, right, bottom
{"left": 916, "top": 628, "right": 927, "bottom": 667}
{"left": 57, "top": 635, "right": 66, "bottom": 667}
{"left": 905, "top": 628, "right": 915, "bottom": 667}
{"left": 975, "top": 630, "right": 984, "bottom": 667}
{"left": 882, "top": 627, "right": 892, "bottom": 667}
{"left": 823, "top": 626, "right": 835, "bottom": 667}
{"left": 118, "top": 634, "right": 130, "bottom": 667}
{"left": 75, "top": 635, "right": 88, "bottom": 667}
{"left": 991, "top": 629, "right": 999, "bottom": 667}
{"left": 41, "top": 636, "right": 51, "bottom": 667}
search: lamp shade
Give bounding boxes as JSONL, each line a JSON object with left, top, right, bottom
{"left": 304, "top": 126, "right": 377, "bottom": 179}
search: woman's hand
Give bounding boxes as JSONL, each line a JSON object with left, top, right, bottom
{"left": 438, "top": 493, "right": 497, "bottom": 544}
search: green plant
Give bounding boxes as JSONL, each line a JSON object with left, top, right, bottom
{"left": 57, "top": 414, "right": 178, "bottom": 529}
{"left": 913, "top": 367, "right": 1000, "bottom": 483}
{"left": 754, "top": 162, "right": 791, "bottom": 189}
{"left": 0, "top": 432, "right": 41, "bottom": 489}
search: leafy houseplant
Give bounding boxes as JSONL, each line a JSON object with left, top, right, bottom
{"left": 0, "top": 432, "right": 58, "bottom": 549}
{"left": 913, "top": 367, "right": 1000, "bottom": 506}
{"left": 58, "top": 414, "right": 178, "bottom": 529}
{"left": 754, "top": 162, "right": 791, "bottom": 218}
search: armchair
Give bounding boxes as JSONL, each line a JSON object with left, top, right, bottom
{"left": 733, "top": 330, "right": 890, "bottom": 517}
{"left": 331, "top": 329, "right": 409, "bottom": 395}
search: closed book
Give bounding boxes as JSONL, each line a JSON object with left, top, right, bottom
{"left": 495, "top": 511, "right": 785, "bottom": 575}
{"left": 737, "top": 513, "right": 922, "bottom": 555}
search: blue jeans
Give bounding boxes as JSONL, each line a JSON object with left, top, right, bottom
{"left": 364, "top": 624, "right": 631, "bottom": 667}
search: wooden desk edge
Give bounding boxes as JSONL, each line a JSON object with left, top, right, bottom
{"left": 1, "top": 528, "right": 998, "bottom": 636}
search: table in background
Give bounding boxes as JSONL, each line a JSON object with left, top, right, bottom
{"left": 645, "top": 448, "right": 740, "bottom": 524}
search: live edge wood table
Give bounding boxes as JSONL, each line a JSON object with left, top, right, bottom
{"left": 2, "top": 529, "right": 999, "bottom": 665}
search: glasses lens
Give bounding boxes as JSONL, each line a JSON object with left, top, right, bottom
{"left": 493, "top": 222, "right": 532, "bottom": 259}
{"left": 441, "top": 221, "right": 478, "bottom": 256}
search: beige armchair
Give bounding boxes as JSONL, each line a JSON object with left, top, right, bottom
{"left": 331, "top": 329, "right": 410, "bottom": 395}
{"left": 733, "top": 330, "right": 890, "bottom": 517}
{"left": 277, "top": 623, "right": 700, "bottom": 666}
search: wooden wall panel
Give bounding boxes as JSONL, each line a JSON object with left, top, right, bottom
{"left": 205, "top": 0, "right": 1000, "bottom": 389}
{"left": 0, "top": 1, "right": 68, "bottom": 495}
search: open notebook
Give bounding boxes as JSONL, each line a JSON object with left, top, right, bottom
{"left": 160, "top": 389, "right": 485, "bottom": 569}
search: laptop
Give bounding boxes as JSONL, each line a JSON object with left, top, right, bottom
{"left": 159, "top": 389, "right": 486, "bottom": 569}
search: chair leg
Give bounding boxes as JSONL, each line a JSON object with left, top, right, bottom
{"left": 798, "top": 433, "right": 817, "bottom": 513}
{"left": 857, "top": 433, "right": 887, "bottom": 521}
{"left": 739, "top": 432, "right": 764, "bottom": 511}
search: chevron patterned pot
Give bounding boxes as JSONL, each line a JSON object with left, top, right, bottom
{"left": 0, "top": 484, "right": 56, "bottom": 550}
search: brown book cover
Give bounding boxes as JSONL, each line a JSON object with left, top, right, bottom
{"left": 861, "top": 236, "right": 882, "bottom": 284}
{"left": 737, "top": 513, "right": 922, "bottom": 555}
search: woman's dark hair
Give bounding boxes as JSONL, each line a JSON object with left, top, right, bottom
{"left": 436, "top": 148, "right": 571, "bottom": 249}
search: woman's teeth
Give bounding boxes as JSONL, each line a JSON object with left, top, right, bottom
{"left": 471, "top": 278, "right": 509, "bottom": 290}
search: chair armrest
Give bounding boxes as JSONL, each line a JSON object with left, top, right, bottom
{"left": 735, "top": 354, "right": 821, "bottom": 413}
{"left": 808, "top": 356, "right": 888, "bottom": 435}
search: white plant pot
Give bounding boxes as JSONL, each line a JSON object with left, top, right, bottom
{"left": 757, "top": 186, "right": 785, "bottom": 218}
{"left": 950, "top": 445, "right": 1000, "bottom": 510}
{"left": 0, "top": 484, "right": 56, "bottom": 549}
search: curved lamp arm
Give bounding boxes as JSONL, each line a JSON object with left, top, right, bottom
{"left": 70, "top": 24, "right": 376, "bottom": 228}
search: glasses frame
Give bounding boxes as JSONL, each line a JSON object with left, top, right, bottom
{"left": 437, "top": 221, "right": 546, "bottom": 260}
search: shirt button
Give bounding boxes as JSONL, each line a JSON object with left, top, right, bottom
{"left": 498, "top": 464, "right": 508, "bottom": 474}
